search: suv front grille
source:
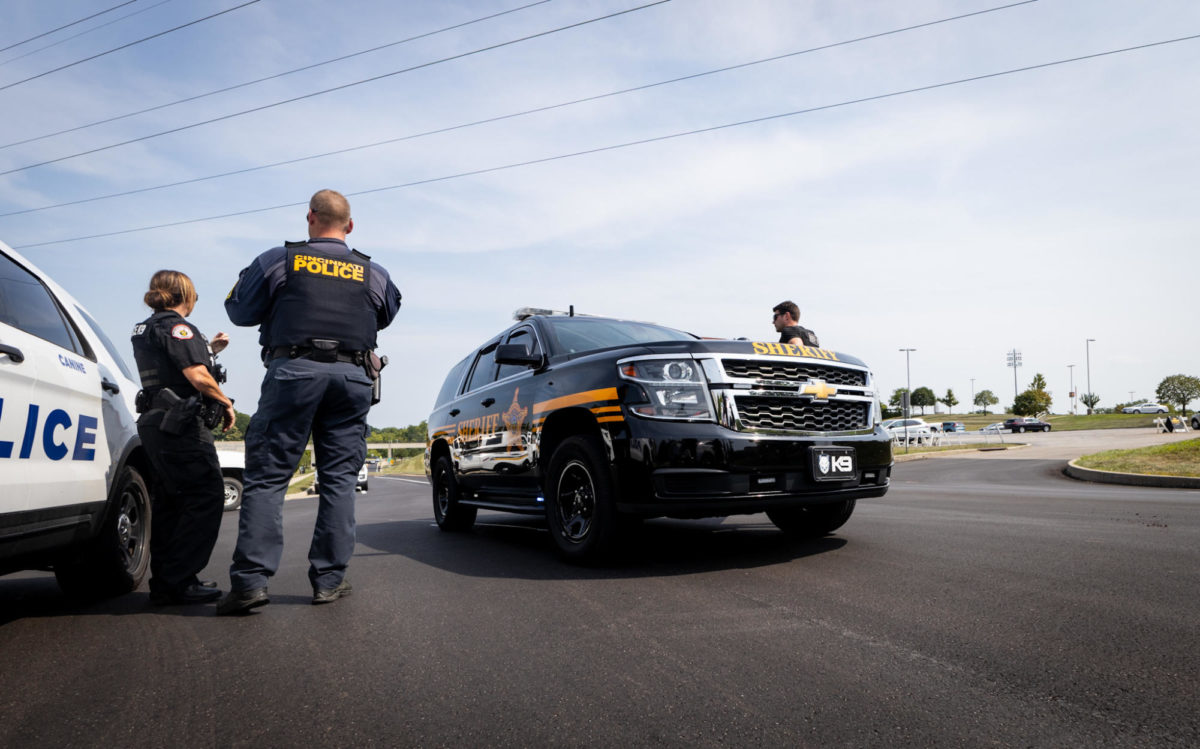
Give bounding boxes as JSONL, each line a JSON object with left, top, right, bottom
{"left": 734, "top": 397, "right": 869, "bottom": 432}
{"left": 722, "top": 359, "right": 866, "bottom": 387}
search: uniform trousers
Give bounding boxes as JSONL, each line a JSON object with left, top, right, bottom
{"left": 229, "top": 357, "right": 373, "bottom": 592}
{"left": 137, "top": 413, "right": 224, "bottom": 594}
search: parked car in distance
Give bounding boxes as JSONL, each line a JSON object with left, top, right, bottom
{"left": 1003, "top": 417, "right": 1051, "bottom": 433}
{"left": 308, "top": 463, "right": 369, "bottom": 495}
{"left": 942, "top": 421, "right": 965, "bottom": 432}
{"left": 1122, "top": 403, "right": 1168, "bottom": 414}
{"left": 882, "top": 418, "right": 937, "bottom": 443}
{"left": 1192, "top": 413, "right": 1200, "bottom": 431}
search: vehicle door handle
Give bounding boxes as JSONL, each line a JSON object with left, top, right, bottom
{"left": 448, "top": 408, "right": 460, "bottom": 417}
{"left": 0, "top": 343, "right": 24, "bottom": 363}
{"left": 481, "top": 397, "right": 495, "bottom": 407}
{"left": 101, "top": 378, "right": 121, "bottom": 394}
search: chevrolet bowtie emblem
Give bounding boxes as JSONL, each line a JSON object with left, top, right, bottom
{"left": 800, "top": 380, "right": 838, "bottom": 400}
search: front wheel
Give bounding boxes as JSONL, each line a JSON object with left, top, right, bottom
{"left": 545, "top": 435, "right": 620, "bottom": 562}
{"left": 223, "top": 476, "right": 243, "bottom": 511}
{"left": 1017, "top": 426, "right": 1026, "bottom": 433}
{"left": 1043, "top": 425, "right": 1051, "bottom": 432}
{"left": 432, "top": 455, "right": 476, "bottom": 531}
{"left": 767, "top": 499, "right": 856, "bottom": 539}
{"left": 55, "top": 464, "right": 151, "bottom": 598}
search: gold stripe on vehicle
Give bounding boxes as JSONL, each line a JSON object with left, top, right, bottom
{"left": 597, "top": 415, "right": 624, "bottom": 424}
{"left": 590, "top": 405, "right": 622, "bottom": 414}
{"left": 533, "top": 387, "right": 619, "bottom": 415}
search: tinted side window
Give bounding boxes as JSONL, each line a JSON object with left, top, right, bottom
{"left": 434, "top": 355, "right": 471, "bottom": 407}
{"left": 465, "top": 342, "right": 499, "bottom": 393}
{"left": 0, "top": 252, "right": 83, "bottom": 354}
{"left": 496, "top": 327, "right": 540, "bottom": 381}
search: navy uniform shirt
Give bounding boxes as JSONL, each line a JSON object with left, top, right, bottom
{"left": 225, "top": 237, "right": 401, "bottom": 334}
{"left": 131, "top": 311, "right": 214, "bottom": 397}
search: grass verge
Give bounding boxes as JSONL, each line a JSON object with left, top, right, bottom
{"left": 1075, "top": 437, "right": 1200, "bottom": 477}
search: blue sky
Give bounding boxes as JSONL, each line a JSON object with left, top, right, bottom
{"left": 1, "top": 0, "right": 1197, "bottom": 427}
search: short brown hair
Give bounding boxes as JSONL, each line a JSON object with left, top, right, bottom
{"left": 773, "top": 300, "right": 800, "bottom": 320}
{"left": 143, "top": 270, "right": 197, "bottom": 311}
{"left": 309, "top": 189, "right": 351, "bottom": 229}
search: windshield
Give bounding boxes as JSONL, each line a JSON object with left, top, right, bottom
{"left": 542, "top": 316, "right": 695, "bottom": 355}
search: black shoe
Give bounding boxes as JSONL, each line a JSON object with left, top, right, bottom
{"left": 196, "top": 579, "right": 219, "bottom": 589}
{"left": 312, "top": 580, "right": 352, "bottom": 605}
{"left": 216, "top": 587, "right": 269, "bottom": 616}
{"left": 149, "top": 583, "right": 223, "bottom": 606}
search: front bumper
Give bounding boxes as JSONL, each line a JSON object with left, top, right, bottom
{"left": 612, "top": 418, "right": 892, "bottom": 517}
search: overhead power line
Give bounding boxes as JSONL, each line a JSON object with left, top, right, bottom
{"left": 0, "top": 1, "right": 178, "bottom": 69}
{"left": 0, "top": 0, "right": 670, "bottom": 176}
{"left": 0, "top": 0, "right": 262, "bottom": 93}
{"left": 0, "top": 0, "right": 557, "bottom": 151}
{"left": 13, "top": 31, "right": 1198, "bottom": 251}
{"left": 0, "top": 1, "right": 137, "bottom": 55}
{"left": 0, "top": 0, "right": 1029, "bottom": 209}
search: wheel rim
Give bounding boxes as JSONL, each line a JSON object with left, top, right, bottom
{"left": 435, "top": 465, "right": 450, "bottom": 518}
{"left": 118, "top": 483, "right": 147, "bottom": 572}
{"left": 223, "top": 481, "right": 238, "bottom": 507}
{"left": 555, "top": 460, "right": 595, "bottom": 543}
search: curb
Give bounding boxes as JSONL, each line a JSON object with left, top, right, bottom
{"left": 1064, "top": 460, "right": 1200, "bottom": 489}
{"left": 893, "top": 443, "right": 1028, "bottom": 463}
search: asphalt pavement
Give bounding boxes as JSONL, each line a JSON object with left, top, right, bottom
{"left": 1, "top": 434, "right": 1198, "bottom": 747}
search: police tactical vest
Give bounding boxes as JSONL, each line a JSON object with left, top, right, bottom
{"left": 131, "top": 311, "right": 203, "bottom": 398}
{"left": 264, "top": 241, "right": 377, "bottom": 351}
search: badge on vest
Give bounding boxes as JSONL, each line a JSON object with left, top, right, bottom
{"left": 171, "top": 324, "right": 194, "bottom": 340}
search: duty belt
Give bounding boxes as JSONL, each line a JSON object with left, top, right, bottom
{"left": 269, "top": 346, "right": 365, "bottom": 364}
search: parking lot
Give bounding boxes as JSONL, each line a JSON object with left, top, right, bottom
{"left": 2, "top": 433, "right": 1197, "bottom": 747}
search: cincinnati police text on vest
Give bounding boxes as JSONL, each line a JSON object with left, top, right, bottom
{"left": 293, "top": 254, "right": 365, "bottom": 282}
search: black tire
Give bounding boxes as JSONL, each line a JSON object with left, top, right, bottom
{"left": 1017, "top": 426, "right": 1026, "bottom": 433}
{"left": 1191, "top": 416, "right": 1199, "bottom": 430}
{"left": 222, "top": 476, "right": 243, "bottom": 511}
{"left": 432, "top": 455, "right": 476, "bottom": 531}
{"left": 1043, "top": 425, "right": 1051, "bottom": 432}
{"left": 545, "top": 435, "right": 620, "bottom": 562}
{"left": 55, "top": 464, "right": 151, "bottom": 598}
{"left": 767, "top": 499, "right": 856, "bottom": 539}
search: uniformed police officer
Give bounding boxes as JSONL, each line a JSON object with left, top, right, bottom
{"left": 132, "top": 270, "right": 236, "bottom": 606}
{"left": 772, "top": 300, "right": 819, "bottom": 347}
{"left": 217, "top": 189, "right": 401, "bottom": 615}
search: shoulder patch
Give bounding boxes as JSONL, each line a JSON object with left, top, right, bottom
{"left": 171, "top": 324, "right": 194, "bottom": 340}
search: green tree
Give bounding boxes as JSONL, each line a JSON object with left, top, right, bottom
{"left": 1080, "top": 392, "right": 1101, "bottom": 414}
{"left": 911, "top": 386, "right": 936, "bottom": 415}
{"left": 889, "top": 388, "right": 909, "bottom": 409}
{"left": 939, "top": 388, "right": 959, "bottom": 414}
{"left": 1013, "top": 389, "right": 1052, "bottom": 416}
{"left": 1156, "top": 374, "right": 1200, "bottom": 416}
{"left": 974, "top": 389, "right": 999, "bottom": 415}
{"left": 1029, "top": 373, "right": 1048, "bottom": 390}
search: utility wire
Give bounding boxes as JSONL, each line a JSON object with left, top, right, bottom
{"left": 0, "top": 1, "right": 177, "bottom": 68}
{"left": 12, "top": 32, "right": 1198, "bottom": 251}
{"left": 0, "top": 0, "right": 556, "bottom": 151}
{"left": 0, "top": 1, "right": 137, "bottom": 55}
{"left": 0, "top": 0, "right": 262, "bottom": 93}
{"left": 0, "top": 0, "right": 669, "bottom": 177}
{"left": 0, "top": 0, "right": 1034, "bottom": 215}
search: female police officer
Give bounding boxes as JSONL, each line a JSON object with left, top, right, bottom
{"left": 131, "top": 270, "right": 236, "bottom": 605}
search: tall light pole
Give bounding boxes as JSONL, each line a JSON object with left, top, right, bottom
{"left": 1086, "top": 338, "right": 1096, "bottom": 413}
{"left": 1006, "top": 349, "right": 1022, "bottom": 400}
{"left": 1067, "top": 364, "right": 1075, "bottom": 415}
{"left": 899, "top": 348, "right": 915, "bottom": 452}
{"left": 970, "top": 378, "right": 975, "bottom": 415}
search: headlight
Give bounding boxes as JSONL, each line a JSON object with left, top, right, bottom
{"left": 619, "top": 358, "right": 714, "bottom": 421}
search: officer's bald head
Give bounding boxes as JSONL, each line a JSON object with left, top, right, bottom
{"left": 308, "top": 189, "right": 353, "bottom": 238}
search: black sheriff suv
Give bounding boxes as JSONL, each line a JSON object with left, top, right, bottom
{"left": 425, "top": 309, "right": 892, "bottom": 560}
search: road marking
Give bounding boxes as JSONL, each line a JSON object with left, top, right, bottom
{"left": 376, "top": 476, "right": 428, "bottom": 485}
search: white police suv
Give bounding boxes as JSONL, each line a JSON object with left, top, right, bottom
{"left": 0, "top": 240, "right": 152, "bottom": 597}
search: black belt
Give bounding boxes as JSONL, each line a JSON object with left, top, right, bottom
{"left": 269, "top": 346, "right": 364, "bottom": 364}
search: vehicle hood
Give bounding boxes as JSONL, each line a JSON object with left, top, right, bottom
{"left": 564, "top": 338, "right": 871, "bottom": 370}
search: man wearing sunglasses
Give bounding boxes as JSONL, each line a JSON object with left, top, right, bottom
{"left": 772, "top": 300, "right": 819, "bottom": 348}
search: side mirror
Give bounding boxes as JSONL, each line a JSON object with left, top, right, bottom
{"left": 495, "top": 344, "right": 542, "bottom": 367}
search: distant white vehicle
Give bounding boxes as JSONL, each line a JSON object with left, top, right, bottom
{"left": 1122, "top": 403, "right": 1167, "bottom": 414}
{"left": 882, "top": 418, "right": 937, "bottom": 443}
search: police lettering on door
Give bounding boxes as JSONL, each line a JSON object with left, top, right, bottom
{"left": 0, "top": 399, "right": 98, "bottom": 461}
